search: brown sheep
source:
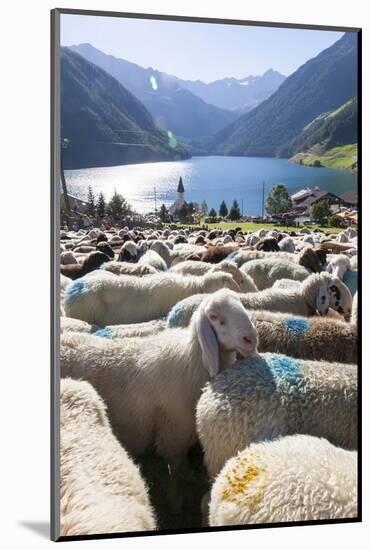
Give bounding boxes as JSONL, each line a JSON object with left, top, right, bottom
{"left": 298, "top": 247, "right": 327, "bottom": 273}
{"left": 201, "top": 245, "right": 239, "bottom": 264}
{"left": 61, "top": 251, "right": 110, "bottom": 280}
{"left": 96, "top": 241, "right": 115, "bottom": 259}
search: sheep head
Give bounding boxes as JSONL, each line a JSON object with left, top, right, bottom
{"left": 304, "top": 272, "right": 353, "bottom": 321}
{"left": 118, "top": 241, "right": 138, "bottom": 262}
{"left": 298, "top": 247, "right": 324, "bottom": 273}
{"left": 194, "top": 289, "right": 258, "bottom": 377}
{"left": 82, "top": 251, "right": 110, "bottom": 271}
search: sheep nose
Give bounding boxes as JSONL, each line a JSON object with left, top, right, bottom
{"left": 241, "top": 334, "right": 257, "bottom": 350}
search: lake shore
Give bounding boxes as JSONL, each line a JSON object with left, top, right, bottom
{"left": 289, "top": 144, "right": 358, "bottom": 174}
{"left": 65, "top": 155, "right": 357, "bottom": 216}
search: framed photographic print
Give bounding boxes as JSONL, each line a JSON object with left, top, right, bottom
{"left": 51, "top": 8, "right": 361, "bottom": 541}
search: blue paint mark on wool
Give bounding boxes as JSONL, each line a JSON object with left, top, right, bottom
{"left": 94, "top": 327, "right": 113, "bottom": 339}
{"left": 343, "top": 270, "right": 358, "bottom": 297}
{"left": 65, "top": 280, "right": 87, "bottom": 304}
{"left": 268, "top": 355, "right": 302, "bottom": 386}
{"left": 167, "top": 303, "right": 184, "bottom": 328}
{"left": 285, "top": 318, "right": 310, "bottom": 335}
{"left": 225, "top": 251, "right": 238, "bottom": 261}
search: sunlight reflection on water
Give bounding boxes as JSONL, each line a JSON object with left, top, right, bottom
{"left": 64, "top": 156, "right": 356, "bottom": 215}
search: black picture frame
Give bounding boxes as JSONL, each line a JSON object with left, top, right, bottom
{"left": 51, "top": 8, "right": 362, "bottom": 542}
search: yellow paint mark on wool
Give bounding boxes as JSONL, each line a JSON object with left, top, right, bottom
{"left": 222, "top": 453, "right": 269, "bottom": 514}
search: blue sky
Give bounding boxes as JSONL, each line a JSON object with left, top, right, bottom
{"left": 61, "top": 14, "right": 344, "bottom": 82}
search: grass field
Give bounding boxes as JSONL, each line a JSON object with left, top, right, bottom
{"left": 291, "top": 144, "right": 357, "bottom": 171}
{"left": 176, "top": 220, "right": 348, "bottom": 234}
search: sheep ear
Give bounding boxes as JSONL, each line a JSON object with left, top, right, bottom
{"left": 316, "top": 286, "right": 330, "bottom": 315}
{"left": 196, "top": 312, "right": 219, "bottom": 378}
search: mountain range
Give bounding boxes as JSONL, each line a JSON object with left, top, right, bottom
{"left": 62, "top": 32, "right": 357, "bottom": 170}
{"left": 212, "top": 32, "right": 357, "bottom": 158}
{"left": 61, "top": 48, "right": 189, "bottom": 169}
{"left": 69, "top": 43, "right": 285, "bottom": 139}
{"left": 179, "top": 69, "right": 286, "bottom": 112}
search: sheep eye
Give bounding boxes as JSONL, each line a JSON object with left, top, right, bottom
{"left": 209, "top": 314, "right": 219, "bottom": 322}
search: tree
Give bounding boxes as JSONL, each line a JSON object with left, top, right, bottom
{"left": 219, "top": 200, "right": 228, "bottom": 218}
{"left": 106, "top": 191, "right": 132, "bottom": 221}
{"left": 265, "top": 184, "right": 291, "bottom": 216}
{"left": 178, "top": 203, "right": 189, "bottom": 223}
{"left": 201, "top": 200, "right": 208, "bottom": 216}
{"left": 178, "top": 202, "right": 196, "bottom": 224}
{"left": 160, "top": 203, "right": 169, "bottom": 223}
{"left": 86, "top": 185, "right": 96, "bottom": 218}
{"left": 96, "top": 192, "right": 106, "bottom": 219}
{"left": 310, "top": 200, "right": 331, "bottom": 225}
{"left": 328, "top": 214, "right": 343, "bottom": 228}
{"left": 208, "top": 207, "right": 217, "bottom": 219}
{"left": 229, "top": 199, "right": 241, "bottom": 221}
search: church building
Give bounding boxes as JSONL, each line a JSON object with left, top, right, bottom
{"left": 169, "top": 177, "right": 185, "bottom": 215}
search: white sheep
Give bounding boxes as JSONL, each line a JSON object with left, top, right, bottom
{"left": 196, "top": 352, "right": 357, "bottom": 478}
{"left": 233, "top": 250, "right": 296, "bottom": 267}
{"left": 240, "top": 258, "right": 310, "bottom": 290}
{"left": 271, "top": 279, "right": 302, "bottom": 291}
{"left": 102, "top": 261, "right": 158, "bottom": 277}
{"left": 151, "top": 240, "right": 205, "bottom": 267}
{"left": 326, "top": 254, "right": 358, "bottom": 296}
{"left": 60, "top": 274, "right": 73, "bottom": 316}
{"left": 64, "top": 270, "right": 240, "bottom": 326}
{"left": 208, "top": 435, "right": 357, "bottom": 525}
{"left": 350, "top": 255, "right": 358, "bottom": 269}
{"left": 138, "top": 249, "right": 167, "bottom": 271}
{"left": 62, "top": 317, "right": 166, "bottom": 339}
{"left": 60, "top": 317, "right": 97, "bottom": 334}
{"left": 166, "top": 272, "right": 353, "bottom": 328}
{"left": 61, "top": 290, "right": 258, "bottom": 486}
{"left": 337, "top": 232, "right": 349, "bottom": 243}
{"left": 326, "top": 254, "right": 351, "bottom": 278}
{"left": 60, "top": 378, "right": 156, "bottom": 536}
{"left": 351, "top": 291, "right": 358, "bottom": 325}
{"left": 60, "top": 251, "right": 78, "bottom": 265}
{"left": 171, "top": 260, "right": 258, "bottom": 293}
{"left": 278, "top": 237, "right": 295, "bottom": 253}
{"left": 345, "top": 227, "right": 357, "bottom": 239}
{"left": 245, "top": 234, "right": 260, "bottom": 247}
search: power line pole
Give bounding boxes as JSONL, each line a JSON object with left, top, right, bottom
{"left": 241, "top": 198, "right": 244, "bottom": 217}
{"left": 154, "top": 185, "right": 157, "bottom": 214}
{"left": 261, "top": 181, "right": 265, "bottom": 218}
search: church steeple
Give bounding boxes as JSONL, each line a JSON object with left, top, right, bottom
{"left": 177, "top": 177, "right": 185, "bottom": 194}
{"left": 169, "top": 176, "right": 185, "bottom": 216}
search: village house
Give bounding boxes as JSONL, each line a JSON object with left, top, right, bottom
{"left": 291, "top": 187, "right": 343, "bottom": 214}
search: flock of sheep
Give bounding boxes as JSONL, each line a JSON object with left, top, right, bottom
{"left": 59, "top": 223, "right": 358, "bottom": 536}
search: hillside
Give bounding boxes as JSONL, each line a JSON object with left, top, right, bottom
{"left": 289, "top": 97, "right": 357, "bottom": 154}
{"left": 289, "top": 97, "right": 357, "bottom": 171}
{"left": 61, "top": 48, "right": 189, "bottom": 169}
{"left": 69, "top": 44, "right": 238, "bottom": 140}
{"left": 212, "top": 32, "right": 357, "bottom": 158}
{"left": 290, "top": 144, "right": 357, "bottom": 172}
